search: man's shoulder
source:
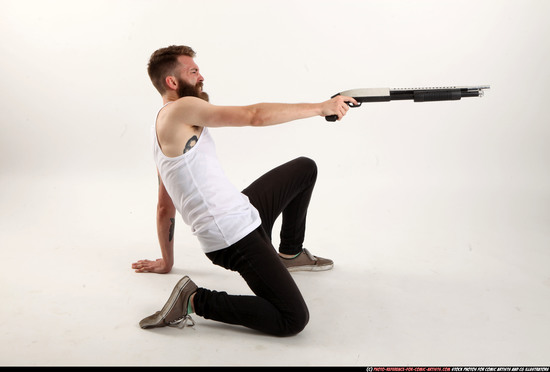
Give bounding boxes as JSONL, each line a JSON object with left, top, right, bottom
{"left": 172, "top": 96, "right": 209, "bottom": 108}
{"left": 158, "top": 101, "right": 207, "bottom": 131}
{"left": 160, "top": 97, "right": 206, "bottom": 119}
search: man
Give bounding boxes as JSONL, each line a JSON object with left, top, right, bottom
{"left": 132, "top": 45, "right": 357, "bottom": 336}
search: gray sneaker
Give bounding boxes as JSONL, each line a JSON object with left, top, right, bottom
{"left": 139, "top": 276, "right": 198, "bottom": 329}
{"left": 280, "top": 248, "right": 334, "bottom": 272}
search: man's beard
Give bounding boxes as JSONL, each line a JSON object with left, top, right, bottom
{"left": 176, "top": 78, "right": 209, "bottom": 102}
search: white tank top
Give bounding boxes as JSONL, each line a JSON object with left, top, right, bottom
{"left": 152, "top": 104, "right": 261, "bottom": 253}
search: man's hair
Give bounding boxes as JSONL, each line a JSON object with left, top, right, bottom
{"left": 147, "top": 45, "right": 196, "bottom": 95}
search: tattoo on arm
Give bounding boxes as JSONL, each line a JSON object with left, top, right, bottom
{"left": 169, "top": 218, "right": 175, "bottom": 242}
{"left": 184, "top": 135, "right": 198, "bottom": 154}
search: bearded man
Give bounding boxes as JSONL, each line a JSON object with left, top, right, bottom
{"left": 132, "top": 45, "right": 356, "bottom": 336}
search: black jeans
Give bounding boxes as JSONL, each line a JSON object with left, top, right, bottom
{"left": 193, "top": 157, "right": 318, "bottom": 336}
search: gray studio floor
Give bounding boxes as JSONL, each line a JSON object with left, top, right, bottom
{"left": 1, "top": 169, "right": 548, "bottom": 366}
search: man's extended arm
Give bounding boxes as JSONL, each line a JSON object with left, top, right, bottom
{"left": 132, "top": 172, "right": 175, "bottom": 274}
{"left": 162, "top": 95, "right": 358, "bottom": 128}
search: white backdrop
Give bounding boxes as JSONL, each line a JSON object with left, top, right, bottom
{"left": 1, "top": 0, "right": 549, "bottom": 184}
{"left": 1, "top": 0, "right": 549, "bottom": 366}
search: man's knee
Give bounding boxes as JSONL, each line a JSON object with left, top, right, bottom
{"left": 294, "top": 156, "right": 318, "bottom": 179}
{"left": 280, "top": 305, "right": 310, "bottom": 337}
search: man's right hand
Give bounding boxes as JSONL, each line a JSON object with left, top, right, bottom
{"left": 320, "top": 95, "right": 358, "bottom": 121}
{"left": 132, "top": 258, "right": 172, "bottom": 274}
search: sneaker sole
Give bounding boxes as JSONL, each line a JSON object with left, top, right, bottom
{"left": 140, "top": 276, "right": 191, "bottom": 329}
{"left": 287, "top": 263, "right": 334, "bottom": 272}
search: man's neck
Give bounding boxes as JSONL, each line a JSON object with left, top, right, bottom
{"left": 163, "top": 92, "right": 179, "bottom": 104}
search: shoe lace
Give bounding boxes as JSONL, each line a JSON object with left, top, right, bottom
{"left": 168, "top": 314, "right": 195, "bottom": 329}
{"left": 302, "top": 248, "right": 317, "bottom": 262}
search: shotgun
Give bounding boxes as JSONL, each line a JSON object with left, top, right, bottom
{"left": 325, "top": 85, "right": 490, "bottom": 121}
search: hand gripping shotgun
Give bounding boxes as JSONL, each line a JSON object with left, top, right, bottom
{"left": 325, "top": 85, "right": 490, "bottom": 121}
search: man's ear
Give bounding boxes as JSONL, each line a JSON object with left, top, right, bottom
{"left": 165, "top": 76, "right": 178, "bottom": 91}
